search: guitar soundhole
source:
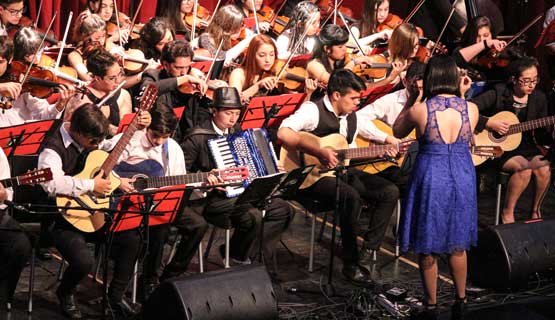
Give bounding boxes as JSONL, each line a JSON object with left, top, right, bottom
{"left": 489, "top": 131, "right": 506, "bottom": 143}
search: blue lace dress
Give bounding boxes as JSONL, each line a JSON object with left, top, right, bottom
{"left": 400, "top": 96, "right": 478, "bottom": 254}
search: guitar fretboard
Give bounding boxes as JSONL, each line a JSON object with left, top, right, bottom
{"left": 143, "top": 172, "right": 213, "bottom": 189}
{"left": 0, "top": 177, "right": 18, "bottom": 188}
{"left": 339, "top": 144, "right": 398, "bottom": 160}
{"left": 100, "top": 120, "right": 140, "bottom": 174}
{"left": 507, "top": 115, "right": 555, "bottom": 135}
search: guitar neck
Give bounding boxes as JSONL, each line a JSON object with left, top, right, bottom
{"left": 339, "top": 144, "right": 397, "bottom": 160}
{"left": 100, "top": 119, "right": 140, "bottom": 175}
{"left": 0, "top": 177, "right": 18, "bottom": 188}
{"left": 142, "top": 172, "right": 212, "bottom": 189}
{"left": 508, "top": 115, "right": 555, "bottom": 135}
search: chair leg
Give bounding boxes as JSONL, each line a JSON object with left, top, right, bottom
{"left": 224, "top": 229, "right": 230, "bottom": 269}
{"left": 395, "top": 200, "right": 401, "bottom": 257}
{"left": 131, "top": 261, "right": 138, "bottom": 304}
{"left": 203, "top": 226, "right": 217, "bottom": 259}
{"left": 309, "top": 213, "right": 315, "bottom": 273}
{"left": 198, "top": 242, "right": 204, "bottom": 273}
{"left": 28, "top": 247, "right": 35, "bottom": 313}
{"left": 495, "top": 183, "right": 502, "bottom": 226}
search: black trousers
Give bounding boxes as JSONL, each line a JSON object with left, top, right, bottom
{"left": 0, "top": 214, "right": 32, "bottom": 303}
{"left": 52, "top": 219, "right": 141, "bottom": 302}
{"left": 301, "top": 169, "right": 399, "bottom": 265}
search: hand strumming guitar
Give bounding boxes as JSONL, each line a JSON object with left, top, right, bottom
{"left": 93, "top": 169, "right": 112, "bottom": 196}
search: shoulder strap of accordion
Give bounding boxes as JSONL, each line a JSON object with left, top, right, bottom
{"left": 182, "top": 128, "right": 219, "bottom": 141}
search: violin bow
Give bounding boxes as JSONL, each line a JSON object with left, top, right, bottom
{"left": 205, "top": 39, "right": 224, "bottom": 84}
{"left": 54, "top": 11, "right": 73, "bottom": 72}
{"left": 112, "top": 0, "right": 124, "bottom": 48}
{"left": 320, "top": 0, "right": 345, "bottom": 28}
{"left": 270, "top": 0, "right": 287, "bottom": 26}
{"left": 333, "top": 0, "right": 339, "bottom": 25}
{"left": 338, "top": 11, "right": 364, "bottom": 55}
{"left": 191, "top": 0, "right": 199, "bottom": 43}
{"left": 34, "top": 0, "right": 44, "bottom": 28}
{"left": 250, "top": 0, "right": 261, "bottom": 34}
{"left": 96, "top": 80, "right": 127, "bottom": 107}
{"left": 21, "top": 12, "right": 57, "bottom": 86}
{"left": 207, "top": 0, "right": 222, "bottom": 25}
{"left": 430, "top": 0, "right": 459, "bottom": 56}
{"left": 404, "top": 0, "right": 426, "bottom": 24}
{"left": 502, "top": 14, "right": 543, "bottom": 48}
{"left": 128, "top": 0, "right": 144, "bottom": 41}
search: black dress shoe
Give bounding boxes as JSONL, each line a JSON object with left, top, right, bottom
{"left": 110, "top": 297, "right": 141, "bottom": 318}
{"left": 342, "top": 264, "right": 373, "bottom": 286}
{"left": 56, "top": 287, "right": 82, "bottom": 319}
{"left": 451, "top": 297, "right": 467, "bottom": 320}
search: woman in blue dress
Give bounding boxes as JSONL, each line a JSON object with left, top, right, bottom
{"left": 393, "top": 55, "right": 479, "bottom": 319}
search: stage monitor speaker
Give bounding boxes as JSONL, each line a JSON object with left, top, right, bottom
{"left": 469, "top": 219, "right": 555, "bottom": 289}
{"left": 143, "top": 264, "right": 277, "bottom": 320}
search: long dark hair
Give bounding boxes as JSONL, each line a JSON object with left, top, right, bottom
{"left": 360, "top": 0, "right": 387, "bottom": 37}
{"left": 312, "top": 24, "right": 349, "bottom": 73}
{"left": 284, "top": 1, "right": 319, "bottom": 54}
{"left": 423, "top": 55, "right": 460, "bottom": 99}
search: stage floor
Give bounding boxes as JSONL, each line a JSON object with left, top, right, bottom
{"left": 3, "top": 167, "right": 555, "bottom": 319}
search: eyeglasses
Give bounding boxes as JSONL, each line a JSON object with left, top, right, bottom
{"left": 517, "top": 78, "right": 539, "bottom": 87}
{"left": 3, "top": 6, "right": 25, "bottom": 16}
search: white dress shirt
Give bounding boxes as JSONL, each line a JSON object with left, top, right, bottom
{"left": 356, "top": 89, "right": 407, "bottom": 143}
{"left": 0, "top": 147, "right": 13, "bottom": 208}
{"left": 275, "top": 31, "right": 316, "bottom": 60}
{"left": 0, "top": 93, "right": 63, "bottom": 128}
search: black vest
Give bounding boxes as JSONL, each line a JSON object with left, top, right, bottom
{"left": 311, "top": 98, "right": 357, "bottom": 144}
{"left": 44, "top": 129, "right": 89, "bottom": 176}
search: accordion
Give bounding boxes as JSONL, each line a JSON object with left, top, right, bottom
{"left": 208, "top": 128, "right": 279, "bottom": 197}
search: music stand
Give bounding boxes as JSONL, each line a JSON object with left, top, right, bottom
{"left": 240, "top": 93, "right": 305, "bottom": 131}
{"left": 0, "top": 119, "right": 60, "bottom": 158}
{"left": 116, "top": 107, "right": 185, "bottom": 134}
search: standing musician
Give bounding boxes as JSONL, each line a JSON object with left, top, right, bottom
{"left": 0, "top": 30, "right": 75, "bottom": 127}
{"left": 275, "top": 1, "right": 320, "bottom": 60}
{"left": 278, "top": 69, "right": 399, "bottom": 284}
{"left": 65, "top": 47, "right": 132, "bottom": 136}
{"left": 197, "top": 5, "right": 254, "bottom": 66}
{"left": 233, "top": 0, "right": 272, "bottom": 33}
{"left": 37, "top": 104, "right": 151, "bottom": 319}
{"left": 181, "top": 86, "right": 292, "bottom": 266}
{"left": 452, "top": 15, "right": 507, "bottom": 82}
{"left": 228, "top": 34, "right": 318, "bottom": 103}
{"left": 470, "top": 56, "right": 552, "bottom": 224}
{"left": 349, "top": 0, "right": 394, "bottom": 52}
{"left": 0, "top": 145, "right": 32, "bottom": 311}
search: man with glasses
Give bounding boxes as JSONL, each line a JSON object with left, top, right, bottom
{"left": 38, "top": 103, "right": 151, "bottom": 318}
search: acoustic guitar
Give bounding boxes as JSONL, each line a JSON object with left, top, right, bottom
{"left": 56, "top": 84, "right": 158, "bottom": 233}
{"left": 355, "top": 119, "right": 416, "bottom": 174}
{"left": 472, "top": 111, "right": 555, "bottom": 166}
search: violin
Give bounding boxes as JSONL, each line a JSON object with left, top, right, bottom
{"left": 350, "top": 54, "right": 392, "bottom": 79}
{"left": 6, "top": 16, "right": 59, "bottom": 45}
{"left": 376, "top": 14, "right": 403, "bottom": 33}
{"left": 106, "top": 12, "right": 142, "bottom": 41}
{"left": 37, "top": 55, "right": 81, "bottom": 86}
{"left": 184, "top": 5, "right": 211, "bottom": 30}
{"left": 413, "top": 39, "right": 448, "bottom": 63}
{"left": 317, "top": 0, "right": 354, "bottom": 25}
{"left": 119, "top": 49, "right": 152, "bottom": 74}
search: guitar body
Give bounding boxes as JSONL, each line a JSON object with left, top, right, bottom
{"left": 280, "top": 132, "right": 349, "bottom": 189}
{"left": 355, "top": 120, "right": 416, "bottom": 174}
{"left": 57, "top": 150, "right": 122, "bottom": 233}
{"left": 472, "top": 111, "right": 521, "bottom": 166}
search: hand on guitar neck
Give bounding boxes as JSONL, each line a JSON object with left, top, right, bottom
{"left": 93, "top": 169, "right": 112, "bottom": 196}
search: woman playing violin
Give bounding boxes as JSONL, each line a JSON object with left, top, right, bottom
{"left": 133, "top": 17, "right": 174, "bottom": 61}
{"left": 0, "top": 31, "right": 75, "bottom": 127}
{"left": 233, "top": 0, "right": 272, "bottom": 34}
{"left": 157, "top": 0, "right": 195, "bottom": 39}
{"left": 229, "top": 34, "right": 317, "bottom": 103}
{"left": 0, "top": 0, "right": 27, "bottom": 37}
{"left": 275, "top": 1, "right": 320, "bottom": 60}
{"left": 65, "top": 47, "right": 131, "bottom": 136}
{"left": 349, "top": 0, "right": 394, "bottom": 52}
{"left": 197, "top": 5, "right": 254, "bottom": 67}
{"left": 452, "top": 15, "right": 507, "bottom": 82}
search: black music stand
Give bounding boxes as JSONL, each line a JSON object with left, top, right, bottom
{"left": 240, "top": 93, "right": 305, "bottom": 131}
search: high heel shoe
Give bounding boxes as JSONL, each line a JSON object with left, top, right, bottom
{"left": 451, "top": 296, "right": 467, "bottom": 320}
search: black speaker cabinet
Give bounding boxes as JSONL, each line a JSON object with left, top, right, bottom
{"left": 143, "top": 264, "right": 277, "bottom": 320}
{"left": 469, "top": 219, "right": 555, "bottom": 289}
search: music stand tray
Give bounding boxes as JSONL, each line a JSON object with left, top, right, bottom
{"left": 0, "top": 119, "right": 60, "bottom": 157}
{"left": 240, "top": 93, "right": 305, "bottom": 130}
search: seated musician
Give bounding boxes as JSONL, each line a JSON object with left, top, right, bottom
{"left": 0, "top": 31, "right": 75, "bottom": 127}
{"left": 132, "top": 17, "right": 174, "bottom": 62}
{"left": 37, "top": 104, "right": 151, "bottom": 319}
{"left": 386, "top": 22, "right": 419, "bottom": 72}
{"left": 114, "top": 104, "right": 208, "bottom": 298}
{"left": 355, "top": 61, "right": 426, "bottom": 191}
{"left": 275, "top": 1, "right": 320, "bottom": 60}
{"left": 180, "top": 87, "right": 292, "bottom": 266}
{"left": 0, "top": 0, "right": 26, "bottom": 37}
{"left": 278, "top": 69, "right": 399, "bottom": 284}
{"left": 233, "top": 0, "right": 272, "bottom": 33}
{"left": 197, "top": 5, "right": 254, "bottom": 66}
{"left": 65, "top": 47, "right": 132, "bottom": 136}
{"left": 156, "top": 0, "right": 193, "bottom": 39}
{"left": 228, "top": 34, "right": 317, "bottom": 103}
{"left": 452, "top": 15, "right": 507, "bottom": 82}
{"left": 0, "top": 146, "right": 32, "bottom": 311}
{"left": 348, "top": 0, "right": 393, "bottom": 53}
{"left": 470, "top": 56, "right": 552, "bottom": 224}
